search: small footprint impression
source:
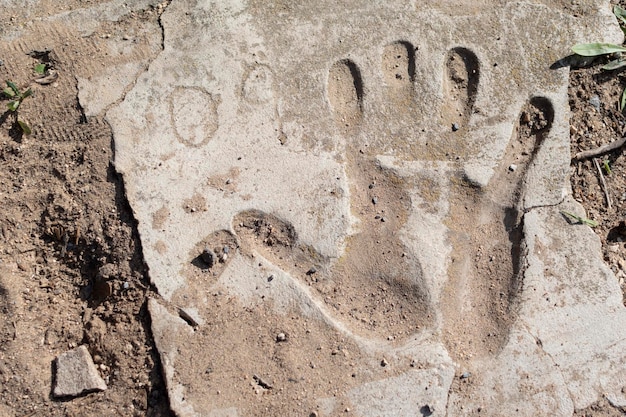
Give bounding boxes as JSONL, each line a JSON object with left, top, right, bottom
{"left": 232, "top": 41, "right": 554, "bottom": 355}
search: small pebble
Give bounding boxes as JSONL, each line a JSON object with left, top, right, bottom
{"left": 380, "top": 358, "right": 388, "bottom": 367}
{"left": 368, "top": 183, "right": 375, "bottom": 189}
{"left": 508, "top": 164, "right": 517, "bottom": 172}
{"left": 223, "top": 246, "right": 230, "bottom": 254}
{"left": 306, "top": 267, "right": 317, "bottom": 275}
{"left": 420, "top": 405, "right": 433, "bottom": 416}
{"left": 452, "top": 123, "right": 460, "bottom": 132}
{"left": 267, "top": 274, "right": 274, "bottom": 282}
{"left": 589, "top": 94, "right": 601, "bottom": 112}
{"left": 372, "top": 197, "right": 378, "bottom": 205}
{"left": 380, "top": 217, "right": 386, "bottom": 222}
{"left": 225, "top": 178, "right": 232, "bottom": 185}
{"left": 276, "top": 333, "right": 287, "bottom": 342}
{"left": 122, "top": 282, "right": 130, "bottom": 290}
{"left": 460, "top": 372, "right": 471, "bottom": 379}
{"left": 201, "top": 247, "right": 216, "bottom": 267}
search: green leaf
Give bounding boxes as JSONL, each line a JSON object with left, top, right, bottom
{"left": 2, "top": 87, "right": 15, "bottom": 98}
{"left": 615, "top": 5, "right": 626, "bottom": 25}
{"left": 602, "top": 59, "right": 626, "bottom": 70}
{"left": 561, "top": 210, "right": 598, "bottom": 227}
{"left": 7, "top": 100, "right": 19, "bottom": 111}
{"left": 6, "top": 80, "right": 20, "bottom": 95}
{"left": 21, "top": 89, "right": 32, "bottom": 99}
{"left": 17, "top": 120, "right": 31, "bottom": 135}
{"left": 572, "top": 43, "right": 626, "bottom": 56}
{"left": 620, "top": 87, "right": 626, "bottom": 111}
{"left": 34, "top": 63, "right": 46, "bottom": 74}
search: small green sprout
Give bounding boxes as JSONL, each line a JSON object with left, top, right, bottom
{"left": 560, "top": 210, "right": 598, "bottom": 227}
{"left": 602, "top": 160, "right": 612, "bottom": 175}
{"left": 571, "top": 6, "right": 626, "bottom": 111}
{"left": 2, "top": 80, "right": 32, "bottom": 135}
{"left": 34, "top": 63, "right": 46, "bottom": 75}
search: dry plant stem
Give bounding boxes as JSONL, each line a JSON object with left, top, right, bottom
{"left": 593, "top": 157, "right": 612, "bottom": 209}
{"left": 574, "top": 136, "right": 626, "bottom": 160}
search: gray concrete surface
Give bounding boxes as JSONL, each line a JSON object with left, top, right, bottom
{"left": 79, "top": 0, "right": 626, "bottom": 415}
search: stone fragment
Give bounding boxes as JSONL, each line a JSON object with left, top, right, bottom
{"left": 201, "top": 247, "right": 215, "bottom": 267}
{"left": 53, "top": 345, "right": 107, "bottom": 398}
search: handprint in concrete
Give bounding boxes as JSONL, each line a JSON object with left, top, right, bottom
{"left": 442, "top": 97, "right": 554, "bottom": 360}
{"left": 105, "top": 0, "right": 626, "bottom": 415}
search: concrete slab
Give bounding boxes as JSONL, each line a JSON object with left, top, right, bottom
{"left": 104, "top": 0, "right": 626, "bottom": 415}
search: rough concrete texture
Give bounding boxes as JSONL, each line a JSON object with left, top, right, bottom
{"left": 53, "top": 345, "right": 107, "bottom": 398}
{"left": 100, "top": 0, "right": 626, "bottom": 415}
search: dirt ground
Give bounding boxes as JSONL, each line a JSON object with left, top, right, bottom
{"left": 0, "top": 1, "right": 625, "bottom": 416}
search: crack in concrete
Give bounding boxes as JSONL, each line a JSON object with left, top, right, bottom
{"left": 519, "top": 317, "right": 575, "bottom": 410}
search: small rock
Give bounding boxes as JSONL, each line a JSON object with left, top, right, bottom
{"left": 306, "top": 267, "right": 317, "bottom": 275}
{"left": 372, "top": 197, "right": 378, "bottom": 205}
{"left": 201, "top": 247, "right": 216, "bottom": 267}
{"left": 508, "top": 164, "right": 517, "bottom": 172}
{"left": 97, "top": 264, "right": 117, "bottom": 279}
{"left": 589, "top": 94, "right": 601, "bottom": 112}
{"left": 380, "top": 217, "right": 386, "bottom": 222}
{"left": 253, "top": 374, "right": 273, "bottom": 389}
{"left": 53, "top": 345, "right": 107, "bottom": 398}
{"left": 380, "top": 358, "right": 388, "bottom": 367}
{"left": 267, "top": 274, "right": 274, "bottom": 282}
{"left": 223, "top": 245, "right": 230, "bottom": 254}
{"left": 368, "top": 183, "right": 375, "bottom": 189}
{"left": 460, "top": 371, "right": 471, "bottom": 379}
{"left": 452, "top": 123, "right": 460, "bottom": 132}
{"left": 420, "top": 404, "right": 434, "bottom": 416}
{"left": 276, "top": 332, "right": 287, "bottom": 342}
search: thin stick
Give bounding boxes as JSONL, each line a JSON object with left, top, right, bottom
{"left": 574, "top": 136, "right": 626, "bottom": 160}
{"left": 593, "top": 157, "right": 612, "bottom": 209}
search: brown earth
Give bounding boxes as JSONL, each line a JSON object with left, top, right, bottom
{"left": 0, "top": 1, "right": 625, "bottom": 416}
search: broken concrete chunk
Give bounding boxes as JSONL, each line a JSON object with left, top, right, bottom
{"left": 53, "top": 345, "right": 107, "bottom": 398}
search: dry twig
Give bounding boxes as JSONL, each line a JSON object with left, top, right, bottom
{"left": 593, "top": 157, "right": 612, "bottom": 209}
{"left": 574, "top": 136, "right": 626, "bottom": 160}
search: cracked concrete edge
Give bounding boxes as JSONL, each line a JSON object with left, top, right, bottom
{"left": 148, "top": 298, "right": 199, "bottom": 417}
{"left": 517, "top": 201, "right": 626, "bottom": 411}
{"left": 1, "top": 0, "right": 165, "bottom": 40}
